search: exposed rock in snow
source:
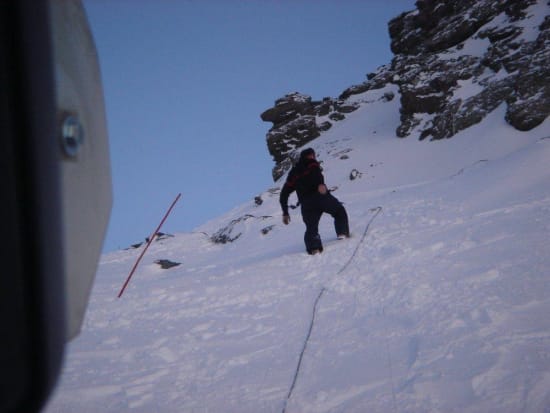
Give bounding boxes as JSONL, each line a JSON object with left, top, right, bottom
{"left": 262, "top": 0, "right": 549, "bottom": 180}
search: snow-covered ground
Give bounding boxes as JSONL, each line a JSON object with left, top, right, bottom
{"left": 44, "top": 85, "right": 550, "bottom": 412}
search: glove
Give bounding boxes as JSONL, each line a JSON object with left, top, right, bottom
{"left": 282, "top": 214, "right": 290, "bottom": 225}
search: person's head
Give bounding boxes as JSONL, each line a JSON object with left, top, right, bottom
{"left": 299, "top": 147, "right": 316, "bottom": 162}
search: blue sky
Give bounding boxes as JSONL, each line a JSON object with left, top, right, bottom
{"left": 82, "top": 0, "right": 415, "bottom": 252}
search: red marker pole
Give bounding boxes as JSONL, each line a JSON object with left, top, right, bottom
{"left": 118, "top": 193, "right": 182, "bottom": 298}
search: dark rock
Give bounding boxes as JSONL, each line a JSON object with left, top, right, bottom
{"left": 262, "top": 93, "right": 344, "bottom": 178}
{"left": 335, "top": 102, "right": 360, "bottom": 114}
{"left": 382, "top": 91, "right": 395, "bottom": 102}
{"left": 265, "top": 115, "right": 320, "bottom": 165}
{"left": 314, "top": 98, "right": 334, "bottom": 116}
{"left": 261, "top": 225, "right": 275, "bottom": 235}
{"left": 272, "top": 156, "right": 295, "bottom": 182}
{"left": 261, "top": 0, "right": 548, "bottom": 179}
{"left": 210, "top": 215, "right": 254, "bottom": 244}
{"left": 349, "top": 169, "right": 363, "bottom": 180}
{"left": 329, "top": 112, "right": 345, "bottom": 121}
{"left": 154, "top": 259, "right": 181, "bottom": 270}
{"left": 318, "top": 121, "right": 332, "bottom": 131}
{"left": 211, "top": 214, "right": 272, "bottom": 244}
{"left": 389, "top": 0, "right": 549, "bottom": 139}
{"left": 260, "top": 92, "right": 315, "bottom": 127}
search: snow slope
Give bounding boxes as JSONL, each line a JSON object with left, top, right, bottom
{"left": 45, "top": 85, "right": 550, "bottom": 412}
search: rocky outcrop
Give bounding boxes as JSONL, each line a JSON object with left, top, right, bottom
{"left": 261, "top": 0, "right": 549, "bottom": 180}
{"left": 154, "top": 259, "right": 180, "bottom": 269}
{"left": 211, "top": 214, "right": 273, "bottom": 244}
{"left": 388, "top": 0, "right": 549, "bottom": 140}
{"left": 261, "top": 93, "right": 359, "bottom": 180}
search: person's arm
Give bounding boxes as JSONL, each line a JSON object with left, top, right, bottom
{"left": 280, "top": 183, "right": 293, "bottom": 217}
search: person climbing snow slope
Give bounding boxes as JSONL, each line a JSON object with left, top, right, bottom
{"left": 280, "top": 147, "right": 350, "bottom": 255}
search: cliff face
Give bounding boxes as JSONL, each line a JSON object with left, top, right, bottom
{"left": 260, "top": 92, "right": 362, "bottom": 180}
{"left": 261, "top": 0, "right": 549, "bottom": 181}
{"left": 388, "top": 0, "right": 549, "bottom": 140}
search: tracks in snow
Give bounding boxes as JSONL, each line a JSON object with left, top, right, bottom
{"left": 282, "top": 206, "right": 383, "bottom": 413}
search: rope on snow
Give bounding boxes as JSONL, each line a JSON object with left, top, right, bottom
{"left": 282, "top": 206, "right": 383, "bottom": 413}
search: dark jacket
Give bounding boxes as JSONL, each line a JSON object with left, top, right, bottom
{"left": 280, "top": 157, "right": 325, "bottom": 215}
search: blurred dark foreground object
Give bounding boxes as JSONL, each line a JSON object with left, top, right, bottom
{"left": 0, "top": 0, "right": 112, "bottom": 411}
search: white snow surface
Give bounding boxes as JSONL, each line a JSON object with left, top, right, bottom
{"left": 45, "top": 87, "right": 550, "bottom": 412}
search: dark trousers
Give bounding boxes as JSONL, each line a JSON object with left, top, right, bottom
{"left": 301, "top": 193, "right": 349, "bottom": 254}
